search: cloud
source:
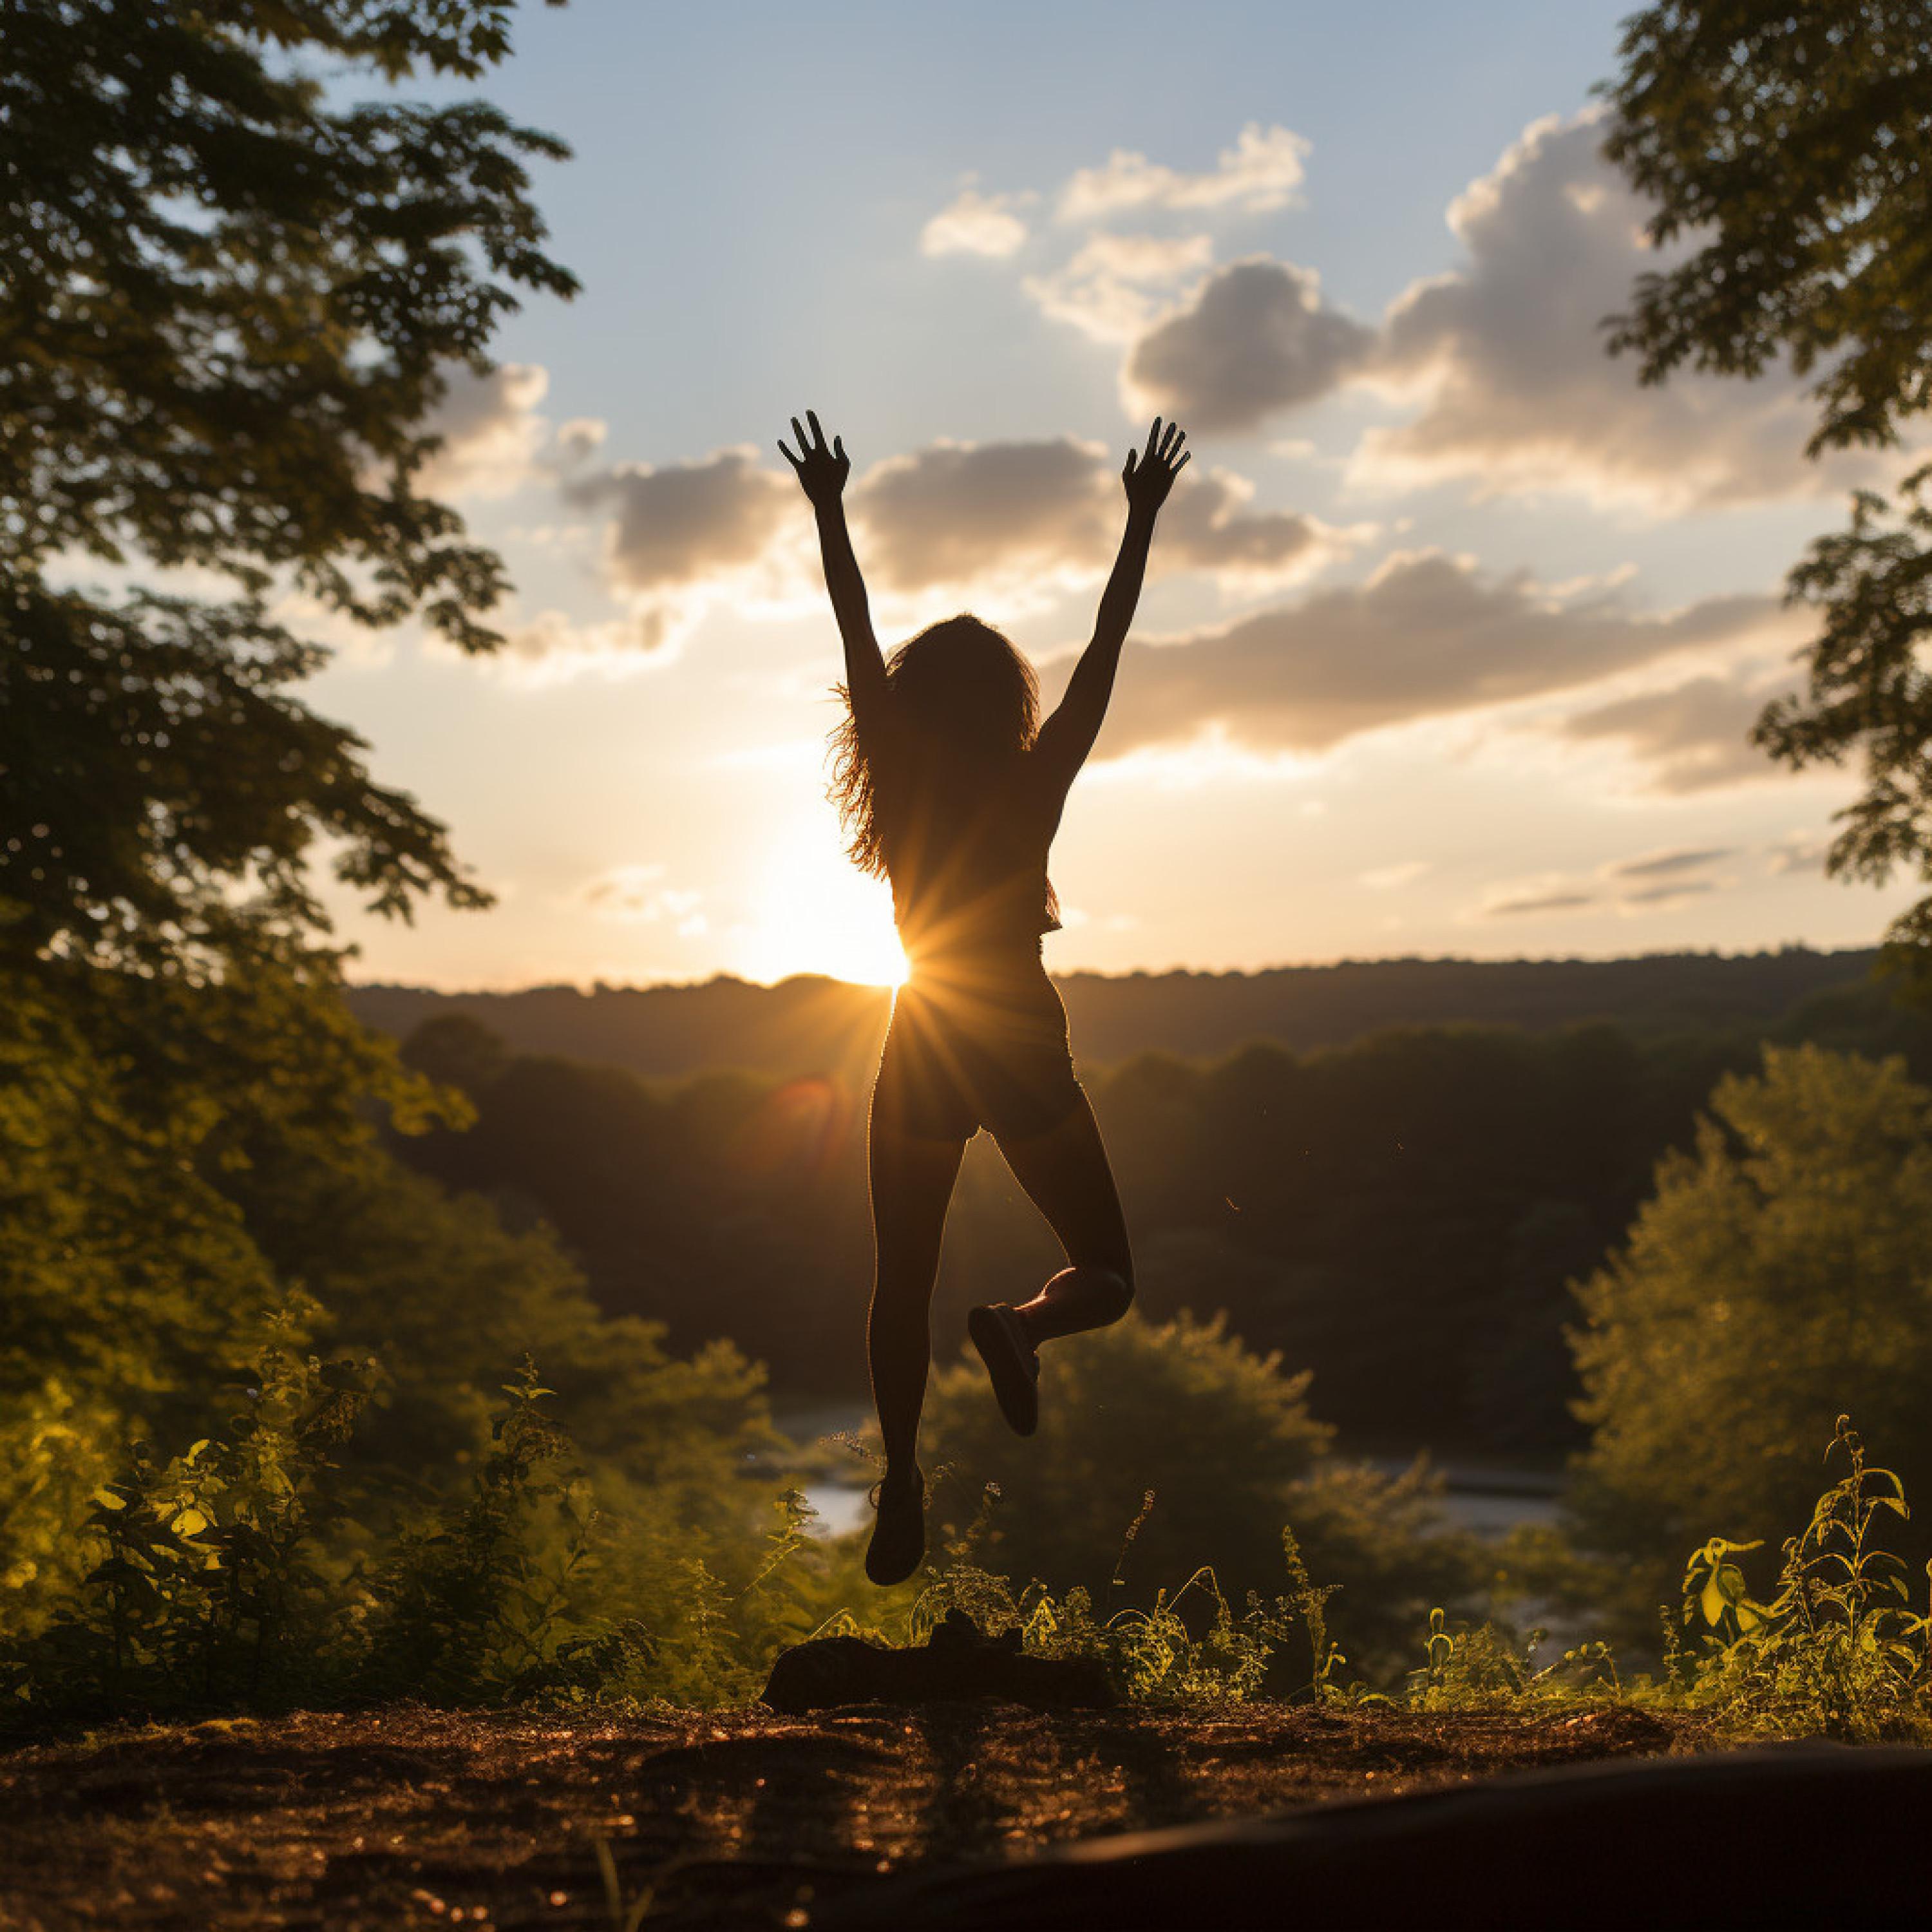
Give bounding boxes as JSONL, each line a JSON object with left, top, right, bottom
{"left": 1354, "top": 111, "right": 1876, "bottom": 510}
{"left": 1768, "top": 832, "right": 1832, "bottom": 875}
{"left": 1620, "top": 878, "right": 1716, "bottom": 907}
{"left": 565, "top": 448, "right": 793, "bottom": 594}
{"left": 558, "top": 447, "right": 801, "bottom": 649}
{"left": 1475, "top": 845, "right": 1733, "bottom": 920}
{"left": 495, "top": 610, "right": 671, "bottom": 683}
{"left": 553, "top": 417, "right": 609, "bottom": 465}
{"left": 1124, "top": 259, "right": 1375, "bottom": 433}
{"left": 415, "top": 363, "right": 552, "bottom": 498}
{"left": 1558, "top": 666, "right": 1792, "bottom": 792}
{"left": 848, "top": 436, "right": 1345, "bottom": 596}
{"left": 580, "top": 865, "right": 708, "bottom": 936}
{"left": 1604, "top": 846, "right": 1736, "bottom": 880}
{"left": 1024, "top": 233, "right": 1214, "bottom": 345}
{"left": 921, "top": 185, "right": 1033, "bottom": 258}
{"left": 1060, "top": 124, "right": 1310, "bottom": 220}
{"left": 536, "top": 430, "right": 1352, "bottom": 673}
{"left": 1483, "top": 886, "right": 1600, "bottom": 918}
{"left": 1087, "top": 549, "right": 1777, "bottom": 755}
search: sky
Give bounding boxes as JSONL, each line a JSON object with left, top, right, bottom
{"left": 304, "top": 0, "right": 1919, "bottom": 990}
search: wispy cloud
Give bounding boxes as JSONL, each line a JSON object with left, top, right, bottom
{"left": 1059, "top": 124, "right": 1310, "bottom": 220}
{"left": 921, "top": 182, "right": 1034, "bottom": 258}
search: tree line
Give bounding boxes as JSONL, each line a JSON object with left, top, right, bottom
{"left": 392, "top": 972, "right": 1932, "bottom": 1463}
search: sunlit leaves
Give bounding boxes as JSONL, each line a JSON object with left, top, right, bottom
{"left": 0, "top": 1, "right": 576, "bottom": 643}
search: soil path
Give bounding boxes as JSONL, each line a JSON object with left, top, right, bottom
{"left": 0, "top": 1701, "right": 1685, "bottom": 1930}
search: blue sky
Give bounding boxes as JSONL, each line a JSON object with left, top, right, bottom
{"left": 307, "top": 0, "right": 1912, "bottom": 989}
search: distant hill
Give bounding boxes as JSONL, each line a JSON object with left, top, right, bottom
{"left": 346, "top": 946, "right": 1882, "bottom": 1080}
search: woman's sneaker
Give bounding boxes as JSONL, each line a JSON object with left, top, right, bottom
{"left": 968, "top": 1303, "right": 1039, "bottom": 1437}
{"left": 865, "top": 1466, "right": 925, "bottom": 1586}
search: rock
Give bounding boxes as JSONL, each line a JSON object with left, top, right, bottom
{"left": 815, "top": 1739, "right": 1932, "bottom": 1930}
{"left": 760, "top": 1610, "right": 1116, "bottom": 1714}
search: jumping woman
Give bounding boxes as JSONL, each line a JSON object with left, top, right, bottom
{"left": 779, "top": 410, "right": 1189, "bottom": 1585}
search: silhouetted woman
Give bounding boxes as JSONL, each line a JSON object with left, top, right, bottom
{"left": 780, "top": 410, "right": 1189, "bottom": 1584}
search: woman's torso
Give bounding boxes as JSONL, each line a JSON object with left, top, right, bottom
{"left": 875, "top": 740, "right": 1065, "bottom": 969}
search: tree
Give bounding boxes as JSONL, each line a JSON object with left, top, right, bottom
{"left": 1602, "top": 4, "right": 1932, "bottom": 979}
{"left": 2, "top": 0, "right": 574, "bottom": 972}
{"left": 920, "top": 1311, "right": 1477, "bottom": 1679}
{"left": 1568, "top": 1045, "right": 1932, "bottom": 1615}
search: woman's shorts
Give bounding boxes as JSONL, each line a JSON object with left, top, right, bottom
{"left": 873, "top": 953, "right": 1084, "bottom": 1143}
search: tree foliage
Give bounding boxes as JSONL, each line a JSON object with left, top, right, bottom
{"left": 1569, "top": 1045, "right": 1932, "bottom": 1620}
{"left": 2, "top": 0, "right": 573, "bottom": 969}
{"left": 1603, "top": 4, "right": 1932, "bottom": 975}
{"left": 0, "top": 6, "right": 810, "bottom": 1705}
{"left": 1605, "top": 3, "right": 1932, "bottom": 453}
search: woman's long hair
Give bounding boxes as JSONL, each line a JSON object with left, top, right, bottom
{"left": 828, "top": 613, "right": 1039, "bottom": 880}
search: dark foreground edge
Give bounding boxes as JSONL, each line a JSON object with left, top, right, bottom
{"left": 817, "top": 1741, "right": 1932, "bottom": 1931}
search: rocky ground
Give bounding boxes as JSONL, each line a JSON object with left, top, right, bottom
{"left": 0, "top": 1701, "right": 1689, "bottom": 1930}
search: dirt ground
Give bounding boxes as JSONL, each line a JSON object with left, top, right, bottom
{"left": 0, "top": 1701, "right": 1689, "bottom": 1931}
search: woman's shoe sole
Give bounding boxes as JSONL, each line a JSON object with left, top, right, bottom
{"left": 968, "top": 1303, "right": 1039, "bottom": 1437}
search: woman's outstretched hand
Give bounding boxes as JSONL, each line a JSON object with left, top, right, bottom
{"left": 779, "top": 410, "right": 850, "bottom": 509}
{"left": 1122, "top": 417, "right": 1188, "bottom": 515}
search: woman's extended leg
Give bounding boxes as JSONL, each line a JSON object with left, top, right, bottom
{"left": 992, "top": 1091, "right": 1134, "bottom": 1346}
{"left": 867, "top": 1112, "right": 969, "bottom": 1472}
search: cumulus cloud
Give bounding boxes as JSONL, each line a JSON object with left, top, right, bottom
{"left": 1088, "top": 549, "right": 1777, "bottom": 756}
{"left": 414, "top": 363, "right": 553, "bottom": 498}
{"left": 553, "top": 417, "right": 609, "bottom": 465}
{"left": 921, "top": 184, "right": 1034, "bottom": 258}
{"left": 526, "top": 448, "right": 804, "bottom": 661}
{"left": 565, "top": 448, "right": 793, "bottom": 594}
{"left": 1558, "top": 665, "right": 1795, "bottom": 792}
{"left": 1024, "top": 233, "right": 1214, "bottom": 345}
{"left": 1124, "top": 260, "right": 1375, "bottom": 434}
{"left": 1355, "top": 111, "right": 1877, "bottom": 510}
{"left": 1060, "top": 123, "right": 1310, "bottom": 220}
{"left": 848, "top": 436, "right": 1345, "bottom": 596}
{"left": 530, "top": 426, "right": 1352, "bottom": 673}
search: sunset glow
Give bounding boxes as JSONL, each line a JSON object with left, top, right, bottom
{"left": 734, "top": 833, "right": 909, "bottom": 989}
{"left": 305, "top": 1, "right": 1918, "bottom": 994}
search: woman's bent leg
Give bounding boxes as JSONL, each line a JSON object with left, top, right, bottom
{"left": 992, "top": 1092, "right": 1134, "bottom": 1346}
{"left": 867, "top": 1108, "right": 969, "bottom": 1472}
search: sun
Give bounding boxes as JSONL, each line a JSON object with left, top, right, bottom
{"left": 737, "top": 832, "right": 908, "bottom": 987}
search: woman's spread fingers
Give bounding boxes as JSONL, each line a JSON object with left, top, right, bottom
{"left": 778, "top": 440, "right": 801, "bottom": 468}
{"left": 833, "top": 435, "right": 846, "bottom": 461}
{"left": 1172, "top": 450, "right": 1191, "bottom": 474}
{"left": 1145, "top": 417, "right": 1162, "bottom": 457}
{"left": 790, "top": 416, "right": 808, "bottom": 451}
{"left": 807, "top": 408, "right": 826, "bottom": 448}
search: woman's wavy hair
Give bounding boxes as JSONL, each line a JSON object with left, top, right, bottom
{"left": 828, "top": 613, "right": 1039, "bottom": 879}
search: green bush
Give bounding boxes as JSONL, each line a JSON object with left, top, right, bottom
{"left": 918, "top": 1311, "right": 1481, "bottom": 1681}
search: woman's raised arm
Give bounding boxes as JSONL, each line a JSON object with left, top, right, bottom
{"left": 1034, "top": 418, "right": 1188, "bottom": 786}
{"left": 780, "top": 410, "right": 887, "bottom": 729}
